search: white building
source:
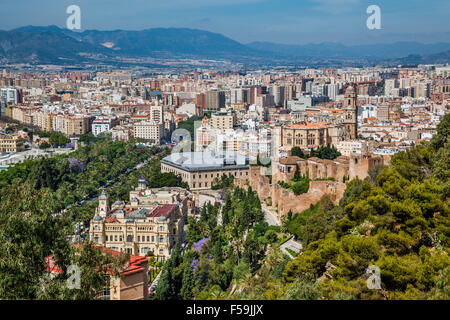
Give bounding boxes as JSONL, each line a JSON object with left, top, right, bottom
{"left": 133, "top": 121, "right": 163, "bottom": 145}
{"left": 92, "top": 118, "right": 118, "bottom": 136}
{"left": 336, "top": 140, "right": 368, "bottom": 157}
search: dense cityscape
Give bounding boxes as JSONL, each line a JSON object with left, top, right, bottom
{"left": 0, "top": 0, "right": 449, "bottom": 307}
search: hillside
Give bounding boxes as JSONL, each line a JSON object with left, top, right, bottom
{"left": 1, "top": 25, "right": 449, "bottom": 66}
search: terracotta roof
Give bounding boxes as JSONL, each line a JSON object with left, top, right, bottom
{"left": 287, "top": 122, "right": 328, "bottom": 129}
{"left": 46, "top": 245, "right": 148, "bottom": 276}
{"left": 279, "top": 156, "right": 302, "bottom": 165}
{"left": 105, "top": 217, "right": 119, "bottom": 223}
{"left": 148, "top": 204, "right": 177, "bottom": 218}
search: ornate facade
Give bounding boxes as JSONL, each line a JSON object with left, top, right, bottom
{"left": 89, "top": 179, "right": 193, "bottom": 261}
{"left": 280, "top": 86, "right": 358, "bottom": 149}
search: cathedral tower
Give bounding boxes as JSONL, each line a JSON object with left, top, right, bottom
{"left": 343, "top": 85, "right": 358, "bottom": 140}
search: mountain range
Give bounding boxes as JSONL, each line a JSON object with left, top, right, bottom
{"left": 0, "top": 25, "right": 449, "bottom": 67}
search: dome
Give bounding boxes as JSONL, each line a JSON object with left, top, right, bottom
{"left": 93, "top": 214, "right": 103, "bottom": 222}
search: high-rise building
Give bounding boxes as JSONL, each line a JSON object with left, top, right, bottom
{"left": 230, "top": 88, "right": 249, "bottom": 104}
{"left": 150, "top": 105, "right": 164, "bottom": 124}
{"left": 271, "top": 85, "right": 285, "bottom": 107}
{"left": 205, "top": 90, "right": 225, "bottom": 111}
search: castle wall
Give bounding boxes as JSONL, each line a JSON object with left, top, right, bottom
{"left": 271, "top": 180, "right": 346, "bottom": 217}
{"left": 235, "top": 165, "right": 347, "bottom": 218}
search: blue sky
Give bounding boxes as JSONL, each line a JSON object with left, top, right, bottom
{"left": 1, "top": 0, "right": 449, "bottom": 44}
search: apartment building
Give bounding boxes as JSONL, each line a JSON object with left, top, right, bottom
{"left": 204, "top": 90, "right": 225, "bottom": 111}
{"left": 210, "top": 110, "right": 236, "bottom": 131}
{"left": 133, "top": 120, "right": 163, "bottom": 145}
{"left": 0, "top": 134, "right": 25, "bottom": 153}
{"left": 92, "top": 118, "right": 119, "bottom": 136}
{"left": 336, "top": 140, "right": 368, "bottom": 157}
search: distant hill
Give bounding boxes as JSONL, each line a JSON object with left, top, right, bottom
{"left": 392, "top": 50, "right": 450, "bottom": 65}
{"left": 247, "top": 41, "right": 450, "bottom": 59}
{"left": 69, "top": 27, "right": 256, "bottom": 58}
{"left": 0, "top": 26, "right": 111, "bottom": 64}
{"left": 0, "top": 25, "right": 449, "bottom": 66}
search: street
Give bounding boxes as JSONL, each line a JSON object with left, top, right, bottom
{"left": 261, "top": 203, "right": 280, "bottom": 226}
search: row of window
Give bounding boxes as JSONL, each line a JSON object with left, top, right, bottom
{"left": 105, "top": 234, "right": 168, "bottom": 243}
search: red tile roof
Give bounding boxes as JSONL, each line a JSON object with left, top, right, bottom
{"left": 147, "top": 204, "right": 177, "bottom": 218}
{"left": 46, "top": 245, "right": 148, "bottom": 276}
{"left": 105, "top": 217, "right": 119, "bottom": 223}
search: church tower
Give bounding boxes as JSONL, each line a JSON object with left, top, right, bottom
{"left": 138, "top": 177, "right": 147, "bottom": 190}
{"left": 98, "top": 189, "right": 109, "bottom": 217}
{"left": 343, "top": 85, "right": 358, "bottom": 140}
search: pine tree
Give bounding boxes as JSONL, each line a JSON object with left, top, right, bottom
{"left": 180, "top": 262, "right": 194, "bottom": 300}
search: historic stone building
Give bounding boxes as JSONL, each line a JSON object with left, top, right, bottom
{"left": 343, "top": 85, "right": 358, "bottom": 140}
{"left": 279, "top": 85, "right": 358, "bottom": 149}
{"left": 235, "top": 150, "right": 385, "bottom": 217}
{"left": 161, "top": 151, "right": 253, "bottom": 191}
{"left": 89, "top": 179, "right": 193, "bottom": 261}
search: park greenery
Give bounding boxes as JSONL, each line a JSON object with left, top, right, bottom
{"left": 211, "top": 174, "right": 235, "bottom": 190}
{"left": 291, "top": 145, "right": 341, "bottom": 160}
{"left": 277, "top": 169, "right": 311, "bottom": 195}
{"left": 154, "top": 186, "right": 284, "bottom": 300}
{"left": 38, "top": 131, "right": 71, "bottom": 147}
{"left": 176, "top": 112, "right": 211, "bottom": 139}
{"left": 0, "top": 182, "right": 128, "bottom": 299}
{"left": 0, "top": 135, "right": 186, "bottom": 299}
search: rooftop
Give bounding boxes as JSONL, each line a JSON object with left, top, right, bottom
{"left": 161, "top": 151, "right": 254, "bottom": 172}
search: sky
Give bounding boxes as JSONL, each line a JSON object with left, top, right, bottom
{"left": 1, "top": 0, "right": 449, "bottom": 45}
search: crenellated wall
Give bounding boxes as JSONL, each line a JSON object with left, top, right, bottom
{"left": 235, "top": 165, "right": 347, "bottom": 218}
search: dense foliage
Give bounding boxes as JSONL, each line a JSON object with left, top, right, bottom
{"left": 154, "top": 186, "right": 283, "bottom": 300}
{"left": 279, "top": 114, "right": 450, "bottom": 300}
{"left": 0, "top": 136, "right": 178, "bottom": 299}
{"left": 291, "top": 145, "right": 341, "bottom": 160}
{"left": 0, "top": 184, "right": 127, "bottom": 299}
{"left": 278, "top": 170, "right": 311, "bottom": 195}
